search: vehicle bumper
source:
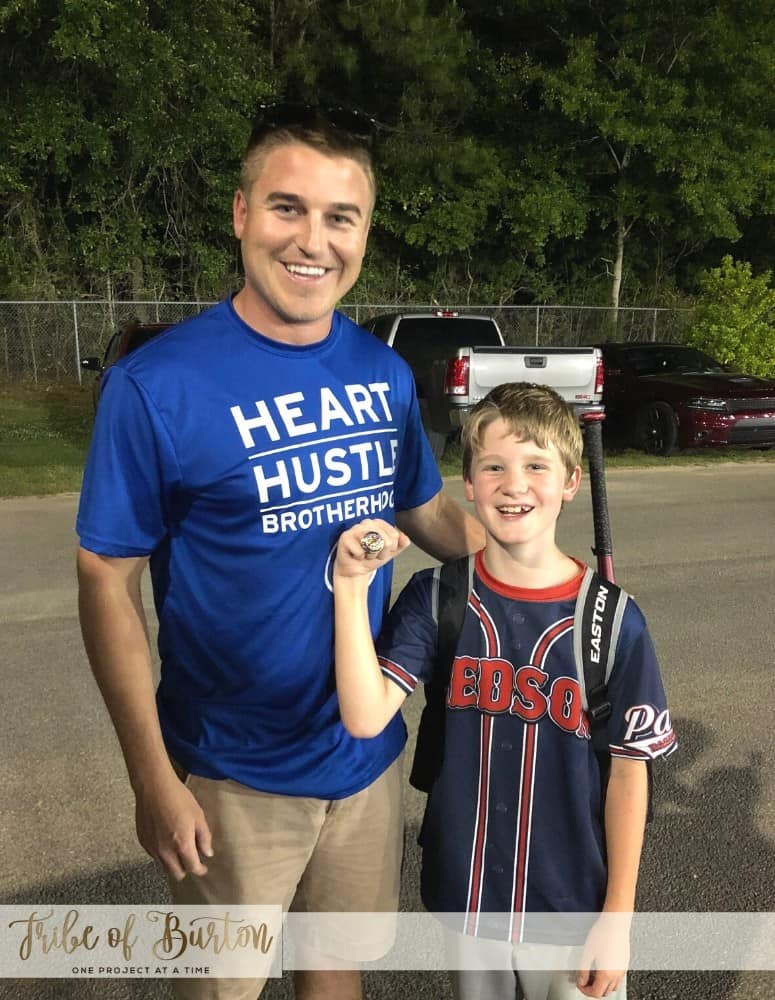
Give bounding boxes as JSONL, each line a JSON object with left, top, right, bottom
{"left": 449, "top": 402, "right": 604, "bottom": 428}
{"left": 678, "top": 408, "right": 775, "bottom": 448}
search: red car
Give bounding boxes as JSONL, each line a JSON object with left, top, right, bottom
{"left": 597, "top": 342, "right": 775, "bottom": 454}
{"left": 81, "top": 320, "right": 171, "bottom": 407}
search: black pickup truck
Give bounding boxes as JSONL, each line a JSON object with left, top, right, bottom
{"left": 360, "top": 310, "right": 504, "bottom": 459}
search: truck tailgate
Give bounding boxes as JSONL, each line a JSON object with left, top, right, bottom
{"left": 469, "top": 346, "right": 600, "bottom": 401}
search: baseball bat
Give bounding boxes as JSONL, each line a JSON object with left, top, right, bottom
{"left": 581, "top": 412, "right": 615, "bottom": 584}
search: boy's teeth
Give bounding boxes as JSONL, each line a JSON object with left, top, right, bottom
{"left": 500, "top": 505, "right": 531, "bottom": 513}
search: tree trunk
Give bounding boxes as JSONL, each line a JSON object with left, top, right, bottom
{"left": 606, "top": 145, "right": 632, "bottom": 334}
{"left": 611, "top": 214, "right": 625, "bottom": 311}
{"left": 130, "top": 256, "right": 145, "bottom": 301}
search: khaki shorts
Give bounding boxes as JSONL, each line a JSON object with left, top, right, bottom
{"left": 170, "top": 754, "right": 404, "bottom": 1000}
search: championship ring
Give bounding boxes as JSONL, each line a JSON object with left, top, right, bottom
{"left": 360, "top": 530, "right": 385, "bottom": 556}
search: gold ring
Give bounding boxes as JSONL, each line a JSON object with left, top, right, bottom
{"left": 360, "top": 530, "right": 385, "bottom": 556}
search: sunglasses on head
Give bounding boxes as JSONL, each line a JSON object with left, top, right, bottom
{"left": 249, "top": 102, "right": 378, "bottom": 146}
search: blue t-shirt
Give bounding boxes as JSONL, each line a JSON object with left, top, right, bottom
{"left": 377, "top": 553, "right": 676, "bottom": 942}
{"left": 77, "top": 298, "right": 442, "bottom": 798}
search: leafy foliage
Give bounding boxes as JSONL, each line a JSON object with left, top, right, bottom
{"left": 687, "top": 257, "right": 775, "bottom": 376}
{"left": 1, "top": 0, "right": 267, "bottom": 298}
{"left": 0, "top": 0, "right": 773, "bottom": 310}
{"left": 526, "top": 0, "right": 775, "bottom": 306}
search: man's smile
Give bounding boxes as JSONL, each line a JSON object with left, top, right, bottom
{"left": 282, "top": 262, "right": 329, "bottom": 278}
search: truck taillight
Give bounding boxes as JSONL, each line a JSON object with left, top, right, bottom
{"left": 445, "top": 356, "right": 469, "bottom": 396}
{"left": 595, "top": 353, "right": 605, "bottom": 396}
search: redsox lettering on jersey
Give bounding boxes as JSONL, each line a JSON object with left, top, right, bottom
{"left": 377, "top": 554, "right": 676, "bottom": 944}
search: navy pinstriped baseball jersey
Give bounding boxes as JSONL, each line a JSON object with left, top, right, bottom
{"left": 377, "top": 551, "right": 676, "bottom": 943}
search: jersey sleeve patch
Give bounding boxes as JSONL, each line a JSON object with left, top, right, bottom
{"left": 610, "top": 704, "right": 677, "bottom": 760}
{"left": 606, "top": 602, "right": 677, "bottom": 763}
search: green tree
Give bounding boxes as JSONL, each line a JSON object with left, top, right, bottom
{"left": 531, "top": 0, "right": 775, "bottom": 310}
{"left": 3, "top": 0, "right": 774, "bottom": 311}
{"left": 267, "top": 0, "right": 530, "bottom": 303}
{"left": 687, "top": 256, "right": 775, "bottom": 376}
{"left": 0, "top": 0, "right": 267, "bottom": 299}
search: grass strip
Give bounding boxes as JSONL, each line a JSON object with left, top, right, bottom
{"left": 2, "top": 381, "right": 774, "bottom": 497}
{"left": 1, "top": 382, "right": 94, "bottom": 497}
{"left": 438, "top": 438, "right": 775, "bottom": 476}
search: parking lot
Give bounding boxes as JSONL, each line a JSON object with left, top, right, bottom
{"left": 1, "top": 464, "right": 774, "bottom": 999}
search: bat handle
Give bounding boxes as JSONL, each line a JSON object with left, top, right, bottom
{"left": 581, "top": 412, "right": 616, "bottom": 584}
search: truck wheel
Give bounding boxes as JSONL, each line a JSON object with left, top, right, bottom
{"left": 419, "top": 400, "right": 448, "bottom": 462}
{"left": 426, "top": 428, "right": 448, "bottom": 462}
{"left": 635, "top": 402, "right": 678, "bottom": 455}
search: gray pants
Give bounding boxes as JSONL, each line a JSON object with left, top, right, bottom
{"left": 446, "top": 933, "right": 628, "bottom": 1000}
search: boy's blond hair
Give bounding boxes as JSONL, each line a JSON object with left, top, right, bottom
{"left": 461, "top": 382, "right": 583, "bottom": 479}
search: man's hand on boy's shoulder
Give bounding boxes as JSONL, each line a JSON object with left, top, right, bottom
{"left": 333, "top": 518, "right": 411, "bottom": 582}
{"left": 576, "top": 911, "right": 630, "bottom": 997}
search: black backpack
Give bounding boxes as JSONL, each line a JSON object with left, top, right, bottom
{"left": 408, "top": 555, "right": 652, "bottom": 818}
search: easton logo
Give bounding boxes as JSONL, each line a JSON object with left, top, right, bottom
{"left": 589, "top": 584, "right": 608, "bottom": 664}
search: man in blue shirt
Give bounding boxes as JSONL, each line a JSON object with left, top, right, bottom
{"left": 76, "top": 104, "right": 484, "bottom": 1000}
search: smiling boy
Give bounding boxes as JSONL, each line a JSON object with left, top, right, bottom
{"left": 334, "top": 382, "right": 676, "bottom": 1000}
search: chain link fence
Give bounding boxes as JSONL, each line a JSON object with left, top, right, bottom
{"left": 345, "top": 303, "right": 694, "bottom": 348}
{"left": 0, "top": 300, "right": 693, "bottom": 383}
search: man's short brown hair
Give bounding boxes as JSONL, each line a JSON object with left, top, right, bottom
{"left": 461, "top": 382, "right": 583, "bottom": 479}
{"left": 240, "top": 120, "right": 377, "bottom": 208}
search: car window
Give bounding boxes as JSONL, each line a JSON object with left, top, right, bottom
{"left": 128, "top": 325, "right": 166, "bottom": 353}
{"left": 623, "top": 346, "right": 724, "bottom": 376}
{"left": 392, "top": 318, "right": 501, "bottom": 354}
{"left": 367, "top": 316, "right": 394, "bottom": 341}
{"left": 102, "top": 331, "right": 124, "bottom": 367}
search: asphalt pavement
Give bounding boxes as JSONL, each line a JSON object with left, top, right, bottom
{"left": 1, "top": 464, "right": 774, "bottom": 999}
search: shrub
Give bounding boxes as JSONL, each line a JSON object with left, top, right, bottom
{"left": 687, "top": 256, "right": 775, "bottom": 376}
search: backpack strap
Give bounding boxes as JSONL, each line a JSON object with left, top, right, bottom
{"left": 435, "top": 555, "right": 475, "bottom": 687}
{"left": 408, "top": 554, "right": 474, "bottom": 793}
{"left": 574, "top": 567, "right": 627, "bottom": 739}
{"left": 573, "top": 568, "right": 654, "bottom": 821}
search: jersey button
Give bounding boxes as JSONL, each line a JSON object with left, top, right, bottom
{"left": 495, "top": 802, "right": 508, "bottom": 814}
{"left": 492, "top": 864, "right": 504, "bottom": 875}
{"left": 499, "top": 741, "right": 513, "bottom": 751}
